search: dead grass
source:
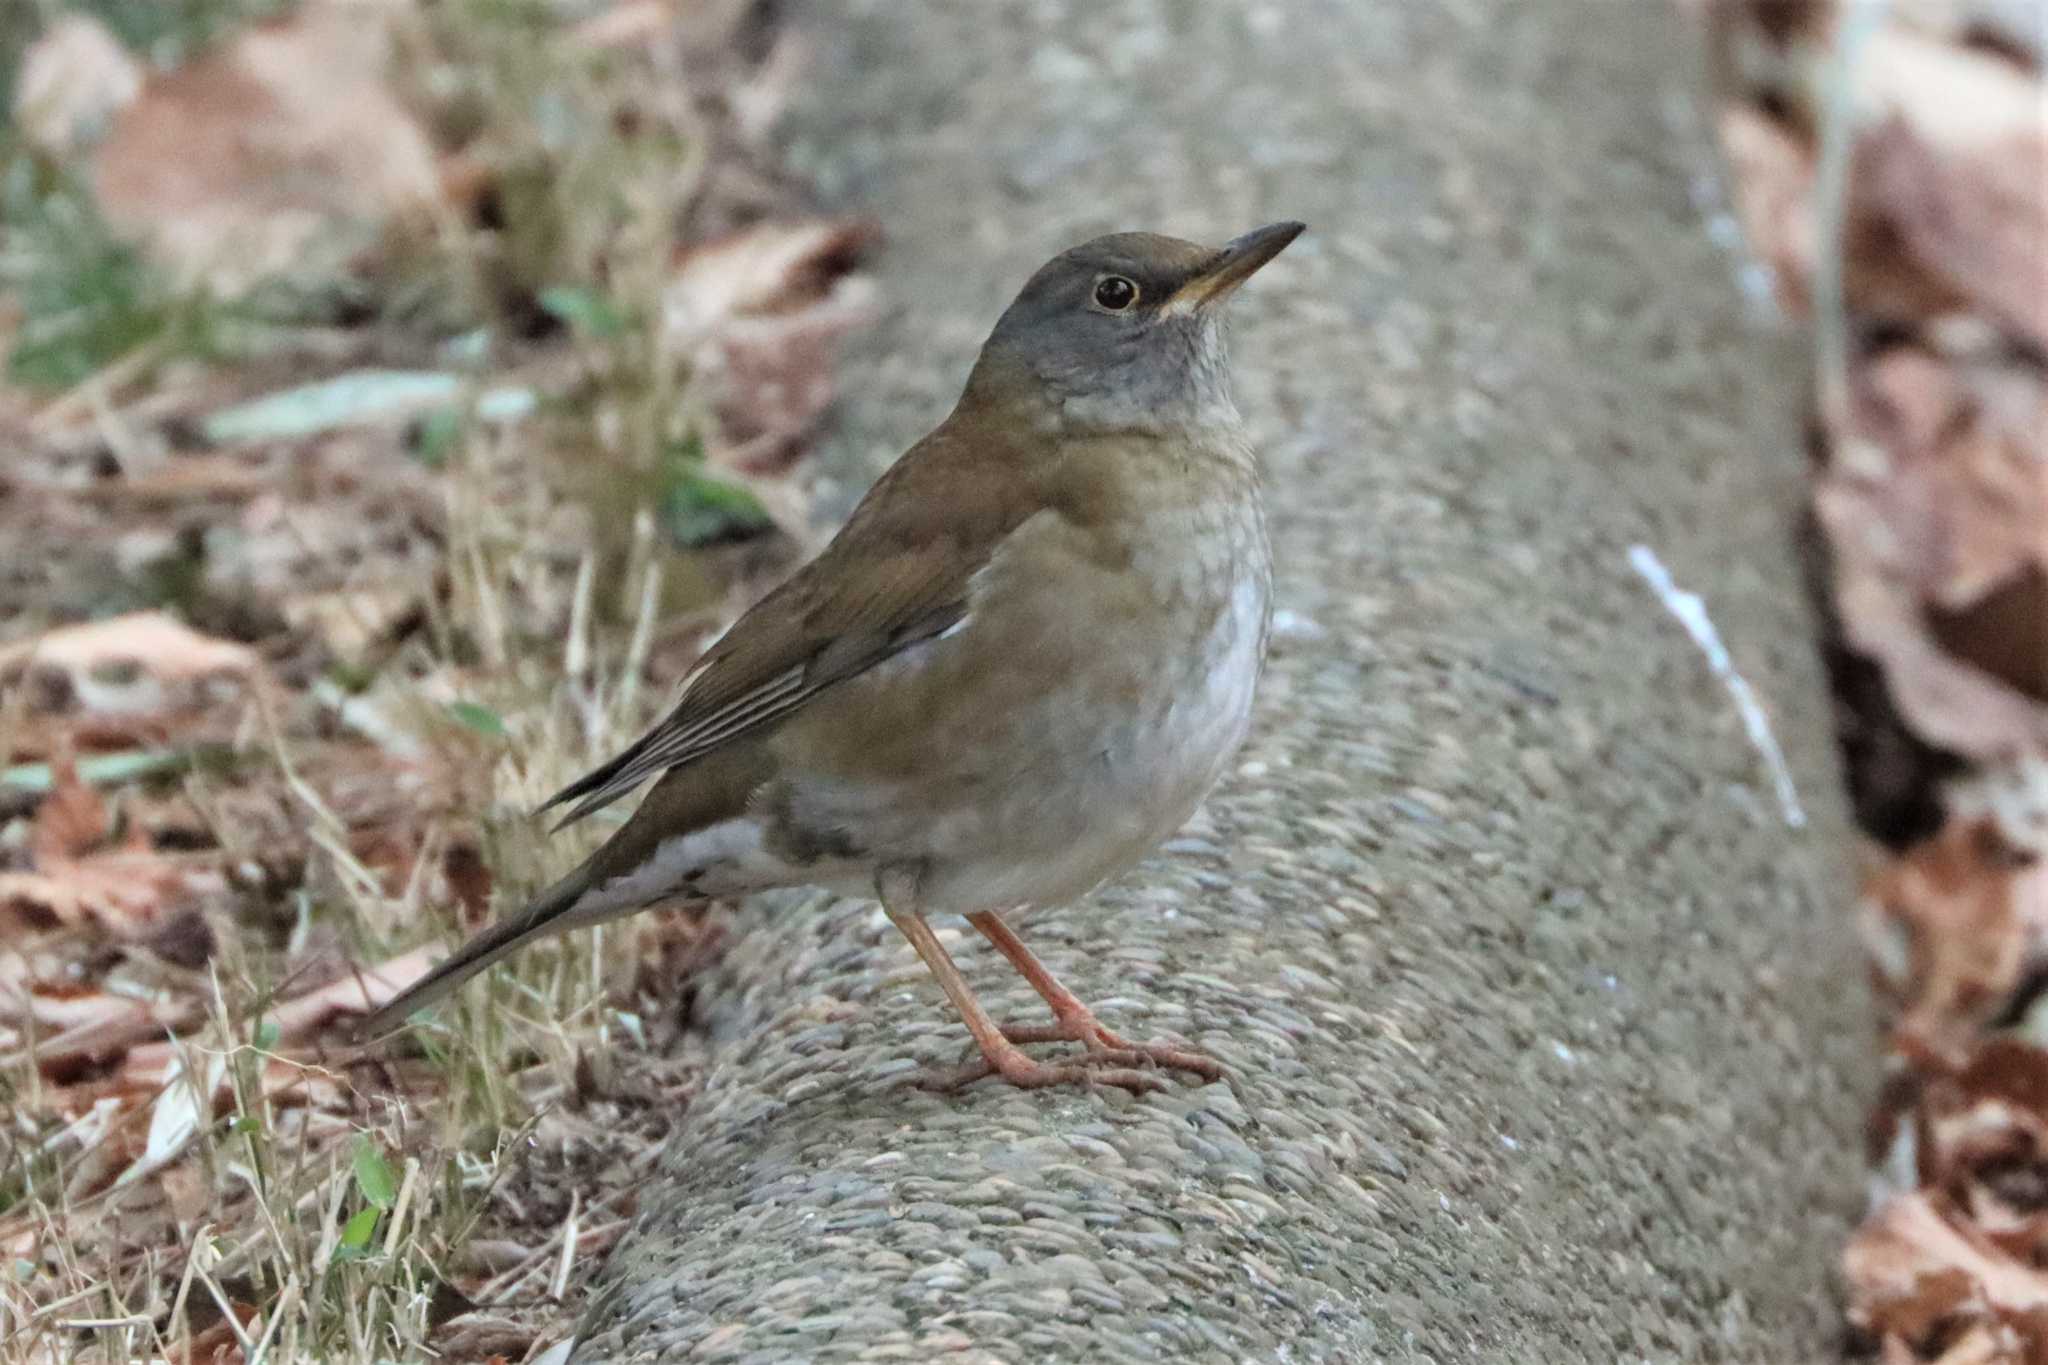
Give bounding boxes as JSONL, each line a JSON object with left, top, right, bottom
{"left": 0, "top": 415, "right": 709, "bottom": 1364}
{"left": 0, "top": 0, "right": 857, "bottom": 1359}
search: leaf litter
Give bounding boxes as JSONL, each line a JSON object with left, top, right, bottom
{"left": 0, "top": 0, "right": 871, "bottom": 1358}
{"left": 34, "top": 0, "right": 2045, "bottom": 1356}
{"left": 1701, "top": 0, "right": 2048, "bottom": 1358}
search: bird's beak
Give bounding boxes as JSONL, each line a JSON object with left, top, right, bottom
{"left": 1166, "top": 221, "right": 1306, "bottom": 314}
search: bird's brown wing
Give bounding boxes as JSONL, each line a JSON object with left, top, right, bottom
{"left": 540, "top": 426, "right": 1039, "bottom": 828}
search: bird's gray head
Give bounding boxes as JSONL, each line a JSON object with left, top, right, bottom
{"left": 964, "top": 222, "right": 1303, "bottom": 435}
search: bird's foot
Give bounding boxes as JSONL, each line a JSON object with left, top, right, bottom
{"left": 923, "top": 1007, "right": 1222, "bottom": 1092}
{"left": 1000, "top": 1007, "right": 1224, "bottom": 1083}
{"left": 922, "top": 1041, "right": 1171, "bottom": 1095}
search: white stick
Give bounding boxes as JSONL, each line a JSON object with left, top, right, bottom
{"left": 1627, "top": 545, "right": 1808, "bottom": 829}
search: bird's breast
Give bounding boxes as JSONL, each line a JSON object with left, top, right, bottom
{"left": 773, "top": 482, "right": 1271, "bottom": 914}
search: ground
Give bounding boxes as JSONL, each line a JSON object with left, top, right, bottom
{"left": 0, "top": 0, "right": 2043, "bottom": 1361}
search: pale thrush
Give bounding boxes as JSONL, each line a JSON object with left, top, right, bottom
{"left": 364, "top": 222, "right": 1304, "bottom": 1091}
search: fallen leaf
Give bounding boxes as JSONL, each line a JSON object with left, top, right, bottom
{"left": 1849, "top": 115, "right": 2048, "bottom": 353}
{"left": 0, "top": 743, "right": 226, "bottom": 946}
{"left": 648, "top": 218, "right": 876, "bottom": 504}
{"left": 0, "top": 977, "right": 181, "bottom": 1046}
{"left": 201, "top": 371, "right": 534, "bottom": 444}
{"left": 1866, "top": 819, "right": 2048, "bottom": 1055}
{"left": 0, "top": 855, "right": 223, "bottom": 945}
{"left": 0, "top": 961, "right": 197, "bottom": 1073}
{"left": 701, "top": 276, "right": 878, "bottom": 475}
{"left": 1816, "top": 345, "right": 2048, "bottom": 759}
{"left": 2, "top": 610, "right": 262, "bottom": 719}
{"left": 270, "top": 946, "right": 441, "bottom": 1040}
{"left": 30, "top": 752, "right": 113, "bottom": 863}
{"left": 660, "top": 219, "right": 875, "bottom": 343}
{"left": 443, "top": 839, "right": 495, "bottom": 927}
{"left": 1847, "top": 1190, "right": 2048, "bottom": 1350}
{"left": 86, "top": 0, "right": 446, "bottom": 294}
{"left": 1844, "top": 29, "right": 2048, "bottom": 349}
{"left": 172, "top": 1304, "right": 258, "bottom": 1365}
{"left": 281, "top": 583, "right": 423, "bottom": 668}
{"left": 122, "top": 1044, "right": 347, "bottom": 1114}
{"left": 117, "top": 1043, "right": 231, "bottom": 1187}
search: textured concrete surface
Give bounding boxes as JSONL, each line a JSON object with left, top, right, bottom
{"left": 572, "top": 1, "right": 1872, "bottom": 1360}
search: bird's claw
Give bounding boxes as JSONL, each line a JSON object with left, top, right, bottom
{"left": 921, "top": 1046, "right": 1172, "bottom": 1095}
{"left": 995, "top": 1021, "right": 1223, "bottom": 1082}
{"left": 922, "top": 1010, "right": 1223, "bottom": 1092}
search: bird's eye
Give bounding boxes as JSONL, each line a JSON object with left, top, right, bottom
{"left": 1092, "top": 276, "right": 1139, "bottom": 311}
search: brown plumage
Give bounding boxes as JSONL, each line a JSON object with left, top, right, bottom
{"left": 363, "top": 223, "right": 1303, "bottom": 1091}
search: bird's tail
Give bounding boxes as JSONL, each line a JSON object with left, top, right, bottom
{"left": 356, "top": 741, "right": 775, "bottom": 1040}
{"left": 356, "top": 859, "right": 652, "bottom": 1037}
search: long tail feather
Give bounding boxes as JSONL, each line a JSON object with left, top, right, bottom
{"left": 360, "top": 743, "right": 776, "bottom": 1039}
{"left": 358, "top": 863, "right": 636, "bottom": 1037}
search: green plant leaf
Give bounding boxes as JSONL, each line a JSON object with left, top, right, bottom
{"left": 661, "top": 471, "right": 773, "bottom": 549}
{"left": 252, "top": 1017, "right": 280, "bottom": 1051}
{"left": 203, "top": 370, "right": 460, "bottom": 443}
{"left": 2, "top": 150, "right": 152, "bottom": 388}
{"left": 0, "top": 747, "right": 198, "bottom": 794}
{"left": 537, "top": 285, "right": 627, "bottom": 338}
{"left": 446, "top": 701, "right": 507, "bottom": 738}
{"left": 352, "top": 1135, "right": 398, "bottom": 1209}
{"left": 411, "top": 407, "right": 464, "bottom": 467}
{"left": 336, "top": 1206, "right": 380, "bottom": 1256}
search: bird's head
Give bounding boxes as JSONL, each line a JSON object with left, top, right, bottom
{"left": 964, "top": 222, "right": 1304, "bottom": 435}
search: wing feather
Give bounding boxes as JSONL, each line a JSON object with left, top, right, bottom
{"left": 539, "top": 423, "right": 1040, "bottom": 828}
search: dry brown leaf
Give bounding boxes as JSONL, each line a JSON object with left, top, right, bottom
{"left": 174, "top": 1306, "right": 258, "bottom": 1365}
{"left": 1909, "top": 1038, "right": 2048, "bottom": 1288}
{"left": 1710, "top": 17, "right": 2044, "bottom": 339}
{"left": 1, "top": 747, "right": 225, "bottom": 946}
{"left": 702, "top": 280, "right": 879, "bottom": 476}
{"left": 0, "top": 853, "right": 224, "bottom": 944}
{"left": 661, "top": 219, "right": 876, "bottom": 341}
{"left": 1817, "top": 346, "right": 2048, "bottom": 758}
{"left": 1866, "top": 819, "right": 2048, "bottom": 1053}
{"left": 85, "top": 0, "right": 444, "bottom": 294}
{"left": 270, "top": 945, "right": 440, "bottom": 1039}
{"left": 2, "top": 610, "right": 263, "bottom": 719}
{"left": 0, "top": 943, "right": 198, "bottom": 1072}
{"left": 1849, "top": 26, "right": 2043, "bottom": 154}
{"left": 0, "top": 973, "right": 186, "bottom": 1043}
{"left": 1842, "top": 29, "right": 2048, "bottom": 348}
{"left": 122, "top": 1042, "right": 346, "bottom": 1112}
{"left": 280, "top": 582, "right": 423, "bottom": 668}
{"left": 660, "top": 219, "right": 876, "bottom": 475}
{"left": 1932, "top": 1321, "right": 2035, "bottom": 1365}
{"left": 30, "top": 752, "right": 114, "bottom": 863}
{"left": 1849, "top": 116, "right": 2048, "bottom": 352}
{"left": 1846, "top": 1191, "right": 2048, "bottom": 1352}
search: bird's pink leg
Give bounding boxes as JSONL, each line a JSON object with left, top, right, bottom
{"left": 883, "top": 903, "right": 1167, "bottom": 1093}
{"left": 965, "top": 911, "right": 1222, "bottom": 1082}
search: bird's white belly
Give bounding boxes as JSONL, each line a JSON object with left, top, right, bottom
{"left": 913, "top": 570, "right": 1267, "bottom": 915}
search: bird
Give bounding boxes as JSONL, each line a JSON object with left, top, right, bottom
{"left": 361, "top": 221, "right": 1304, "bottom": 1091}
